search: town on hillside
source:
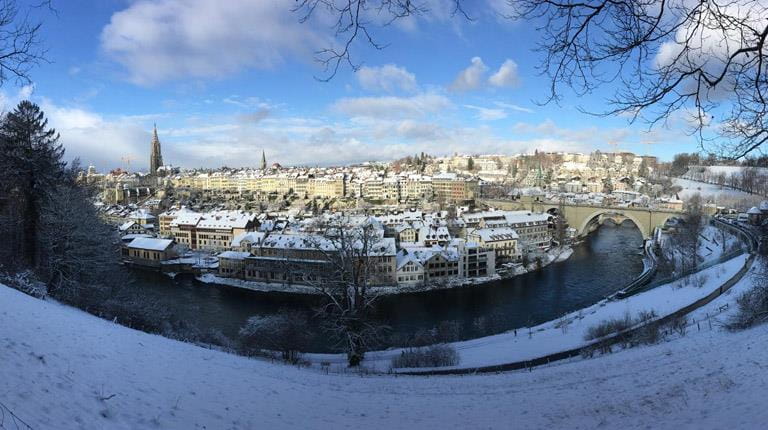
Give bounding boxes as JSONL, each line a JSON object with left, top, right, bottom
{"left": 81, "top": 127, "right": 759, "bottom": 293}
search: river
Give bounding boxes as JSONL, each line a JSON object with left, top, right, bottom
{"left": 126, "top": 221, "right": 644, "bottom": 352}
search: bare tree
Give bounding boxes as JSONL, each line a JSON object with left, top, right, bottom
{"left": 298, "top": 1, "right": 768, "bottom": 158}
{"left": 293, "top": 0, "right": 469, "bottom": 80}
{"left": 0, "top": 0, "right": 50, "bottom": 86}
{"left": 239, "top": 309, "right": 312, "bottom": 363}
{"left": 306, "top": 216, "right": 392, "bottom": 366}
{"left": 675, "top": 193, "right": 704, "bottom": 272}
{"left": 506, "top": 0, "right": 768, "bottom": 159}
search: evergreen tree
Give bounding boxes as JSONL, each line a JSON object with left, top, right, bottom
{"left": 0, "top": 100, "right": 64, "bottom": 268}
{"left": 0, "top": 101, "right": 122, "bottom": 298}
{"left": 638, "top": 159, "right": 649, "bottom": 178}
{"left": 467, "top": 157, "right": 475, "bottom": 171}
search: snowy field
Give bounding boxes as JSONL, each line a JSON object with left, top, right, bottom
{"left": 672, "top": 178, "right": 762, "bottom": 208}
{"left": 2, "top": 266, "right": 768, "bottom": 429}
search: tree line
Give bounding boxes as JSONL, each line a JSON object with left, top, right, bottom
{"left": 0, "top": 100, "right": 121, "bottom": 301}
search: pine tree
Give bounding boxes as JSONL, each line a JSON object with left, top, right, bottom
{"left": 0, "top": 101, "right": 64, "bottom": 268}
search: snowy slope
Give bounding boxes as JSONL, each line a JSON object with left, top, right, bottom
{"left": 2, "top": 280, "right": 768, "bottom": 429}
{"left": 308, "top": 254, "right": 747, "bottom": 371}
{"left": 673, "top": 177, "right": 760, "bottom": 204}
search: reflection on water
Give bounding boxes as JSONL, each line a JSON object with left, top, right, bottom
{"left": 125, "top": 222, "right": 644, "bottom": 352}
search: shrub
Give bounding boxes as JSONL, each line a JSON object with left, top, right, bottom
{"left": 629, "top": 323, "right": 662, "bottom": 346}
{"left": 668, "top": 315, "right": 688, "bottom": 337}
{"left": 584, "top": 313, "right": 634, "bottom": 341}
{"left": 727, "top": 285, "right": 768, "bottom": 331}
{"left": 584, "top": 310, "right": 658, "bottom": 341}
{"left": 239, "top": 309, "right": 311, "bottom": 363}
{"left": 0, "top": 270, "right": 47, "bottom": 298}
{"left": 692, "top": 273, "right": 709, "bottom": 289}
{"left": 391, "top": 344, "right": 459, "bottom": 369}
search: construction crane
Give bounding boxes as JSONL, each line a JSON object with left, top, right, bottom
{"left": 121, "top": 155, "right": 135, "bottom": 172}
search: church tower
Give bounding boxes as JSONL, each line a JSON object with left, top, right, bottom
{"left": 150, "top": 124, "right": 163, "bottom": 174}
{"left": 260, "top": 150, "right": 267, "bottom": 170}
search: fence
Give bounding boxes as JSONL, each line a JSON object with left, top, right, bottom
{"left": 400, "top": 220, "right": 758, "bottom": 376}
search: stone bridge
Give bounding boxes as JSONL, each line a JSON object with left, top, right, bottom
{"left": 479, "top": 198, "right": 683, "bottom": 239}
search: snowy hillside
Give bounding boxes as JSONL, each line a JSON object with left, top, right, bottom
{"left": 672, "top": 178, "right": 762, "bottom": 207}
{"left": 2, "top": 279, "right": 768, "bottom": 429}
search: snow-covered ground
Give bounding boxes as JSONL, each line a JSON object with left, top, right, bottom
{"left": 307, "top": 253, "right": 749, "bottom": 372}
{"left": 673, "top": 178, "right": 762, "bottom": 208}
{"left": 2, "top": 264, "right": 767, "bottom": 429}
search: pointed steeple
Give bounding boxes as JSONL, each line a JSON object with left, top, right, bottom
{"left": 150, "top": 123, "right": 163, "bottom": 174}
{"left": 260, "top": 150, "right": 267, "bottom": 170}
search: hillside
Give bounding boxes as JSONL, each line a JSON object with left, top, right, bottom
{"left": 1, "top": 281, "right": 767, "bottom": 429}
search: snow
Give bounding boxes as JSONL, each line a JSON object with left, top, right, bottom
{"left": 2, "top": 267, "right": 768, "bottom": 429}
{"left": 126, "top": 237, "right": 174, "bottom": 251}
{"left": 673, "top": 177, "right": 759, "bottom": 203}
{"left": 308, "top": 253, "right": 749, "bottom": 372}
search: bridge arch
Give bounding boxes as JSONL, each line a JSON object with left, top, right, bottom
{"left": 576, "top": 208, "right": 651, "bottom": 239}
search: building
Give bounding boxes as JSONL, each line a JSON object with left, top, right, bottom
{"left": 150, "top": 124, "right": 163, "bottom": 175}
{"left": 432, "top": 173, "right": 478, "bottom": 204}
{"left": 462, "top": 210, "right": 552, "bottom": 250}
{"left": 457, "top": 241, "right": 496, "bottom": 278}
{"left": 230, "top": 231, "right": 266, "bottom": 252}
{"left": 239, "top": 233, "right": 397, "bottom": 287}
{"left": 218, "top": 251, "right": 251, "bottom": 278}
{"left": 164, "top": 210, "right": 257, "bottom": 251}
{"left": 467, "top": 227, "right": 520, "bottom": 264}
{"left": 121, "top": 237, "right": 177, "bottom": 268}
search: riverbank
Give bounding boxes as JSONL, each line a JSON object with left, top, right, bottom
{"left": 306, "top": 252, "right": 750, "bottom": 373}
{"left": 4, "top": 279, "right": 768, "bottom": 429}
{"left": 193, "top": 245, "right": 576, "bottom": 296}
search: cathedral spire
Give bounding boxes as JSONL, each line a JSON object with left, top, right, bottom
{"left": 150, "top": 123, "right": 163, "bottom": 174}
{"left": 260, "top": 149, "right": 267, "bottom": 170}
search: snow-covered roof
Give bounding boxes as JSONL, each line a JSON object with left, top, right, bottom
{"left": 127, "top": 238, "right": 174, "bottom": 251}
{"left": 218, "top": 251, "right": 251, "bottom": 260}
{"left": 747, "top": 207, "right": 762, "bottom": 215}
{"left": 396, "top": 246, "right": 460, "bottom": 269}
{"left": 118, "top": 221, "right": 135, "bottom": 231}
{"left": 469, "top": 227, "right": 519, "bottom": 242}
{"left": 231, "top": 231, "right": 266, "bottom": 248}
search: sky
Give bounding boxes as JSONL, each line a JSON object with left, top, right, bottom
{"left": 2, "top": 0, "right": 705, "bottom": 172}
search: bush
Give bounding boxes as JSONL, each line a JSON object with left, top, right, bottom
{"left": 391, "top": 344, "right": 459, "bottom": 369}
{"left": 668, "top": 315, "right": 688, "bottom": 337}
{"left": 584, "top": 313, "right": 634, "bottom": 341}
{"left": 584, "top": 310, "right": 658, "bottom": 341}
{"left": 727, "top": 285, "right": 768, "bottom": 330}
{"left": 0, "top": 270, "right": 47, "bottom": 298}
{"left": 692, "top": 273, "right": 709, "bottom": 289}
{"left": 239, "top": 309, "right": 311, "bottom": 363}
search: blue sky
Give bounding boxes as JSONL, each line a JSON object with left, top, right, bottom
{"left": 8, "top": 0, "right": 703, "bottom": 171}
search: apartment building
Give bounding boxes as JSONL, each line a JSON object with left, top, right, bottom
{"left": 467, "top": 227, "right": 520, "bottom": 264}
{"left": 432, "top": 173, "right": 479, "bottom": 203}
{"left": 163, "top": 210, "right": 257, "bottom": 251}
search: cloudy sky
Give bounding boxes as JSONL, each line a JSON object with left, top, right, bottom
{"left": 7, "top": 0, "right": 702, "bottom": 171}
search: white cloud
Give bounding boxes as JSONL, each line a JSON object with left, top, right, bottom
{"left": 464, "top": 104, "right": 507, "bottom": 121}
{"left": 39, "top": 101, "right": 152, "bottom": 170}
{"left": 356, "top": 64, "right": 418, "bottom": 93}
{"left": 495, "top": 101, "right": 533, "bottom": 113}
{"left": 332, "top": 93, "right": 451, "bottom": 119}
{"left": 101, "top": 1, "right": 326, "bottom": 85}
{"left": 0, "top": 84, "right": 34, "bottom": 112}
{"left": 450, "top": 57, "right": 488, "bottom": 91}
{"left": 489, "top": 59, "right": 520, "bottom": 87}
